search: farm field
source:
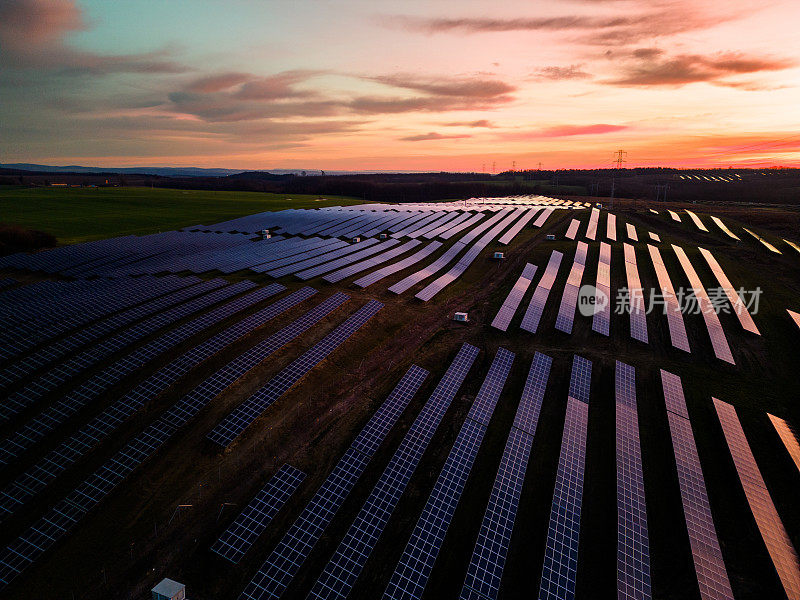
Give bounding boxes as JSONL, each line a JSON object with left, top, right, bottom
{"left": 0, "top": 196, "right": 799, "bottom": 600}
{"left": 0, "top": 187, "right": 361, "bottom": 245}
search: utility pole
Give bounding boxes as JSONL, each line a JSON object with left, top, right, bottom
{"left": 512, "top": 160, "right": 516, "bottom": 171}
{"left": 610, "top": 149, "right": 627, "bottom": 209}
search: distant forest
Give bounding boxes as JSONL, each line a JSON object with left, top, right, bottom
{"left": 2, "top": 167, "right": 799, "bottom": 205}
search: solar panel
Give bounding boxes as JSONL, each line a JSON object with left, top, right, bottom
{"left": 585, "top": 208, "right": 599, "bottom": 240}
{"left": 389, "top": 239, "right": 469, "bottom": 294}
{"left": 626, "top": 223, "right": 638, "bottom": 241}
{"left": 532, "top": 208, "right": 554, "bottom": 227}
{"left": 207, "top": 299, "right": 384, "bottom": 448}
{"left": 323, "top": 240, "right": 421, "bottom": 283}
{"left": 698, "top": 247, "right": 759, "bottom": 335}
{"left": 353, "top": 241, "right": 443, "bottom": 289}
{"left": 565, "top": 219, "right": 580, "bottom": 240}
{"left": 783, "top": 238, "right": 800, "bottom": 255}
{"left": 742, "top": 227, "right": 782, "bottom": 254}
{"left": 211, "top": 465, "right": 306, "bottom": 564}
{"left": 672, "top": 245, "right": 734, "bottom": 364}
{"left": 623, "top": 244, "right": 648, "bottom": 344}
{"left": 537, "top": 355, "right": 592, "bottom": 600}
{"left": 713, "top": 399, "right": 800, "bottom": 599}
{"left": 555, "top": 246, "right": 588, "bottom": 334}
{"left": 303, "top": 344, "right": 480, "bottom": 600}
{"left": 498, "top": 208, "right": 539, "bottom": 245}
{"left": 0, "top": 280, "right": 257, "bottom": 460}
{"left": 0, "top": 292, "right": 351, "bottom": 592}
{"left": 520, "top": 251, "right": 563, "bottom": 333}
{"left": 383, "top": 348, "right": 515, "bottom": 600}
{"left": 789, "top": 310, "right": 800, "bottom": 332}
{"left": 0, "top": 287, "right": 314, "bottom": 519}
{"left": 768, "top": 414, "right": 800, "bottom": 474}
{"left": 459, "top": 353, "right": 552, "bottom": 600}
{"left": 615, "top": 361, "right": 651, "bottom": 600}
{"left": 647, "top": 245, "right": 690, "bottom": 353}
{"left": 491, "top": 263, "right": 538, "bottom": 331}
{"left": 592, "top": 243, "right": 612, "bottom": 336}
{"left": 685, "top": 210, "right": 709, "bottom": 232}
{"left": 238, "top": 364, "right": 429, "bottom": 600}
{"left": 660, "top": 370, "right": 734, "bottom": 600}
{"left": 648, "top": 232, "right": 660, "bottom": 242}
{"left": 415, "top": 210, "right": 528, "bottom": 301}
{"left": 668, "top": 210, "right": 682, "bottom": 222}
{"left": 607, "top": 213, "right": 617, "bottom": 241}
{"left": 439, "top": 213, "right": 486, "bottom": 240}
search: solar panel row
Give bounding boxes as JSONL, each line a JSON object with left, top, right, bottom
{"left": 0, "top": 278, "right": 232, "bottom": 425}
{"left": 768, "top": 414, "right": 800, "bottom": 474}
{"left": 713, "top": 399, "right": 800, "bottom": 600}
{"left": 532, "top": 208, "right": 554, "bottom": 228}
{"left": 269, "top": 239, "right": 380, "bottom": 278}
{"left": 207, "top": 299, "right": 384, "bottom": 448}
{"left": 742, "top": 227, "right": 782, "bottom": 254}
{"left": 497, "top": 208, "right": 539, "bottom": 245}
{"left": 660, "top": 370, "right": 734, "bottom": 600}
{"left": 648, "top": 245, "right": 691, "bottom": 353}
{"left": 491, "top": 263, "right": 538, "bottom": 331}
{"left": 672, "top": 245, "right": 735, "bottom": 364}
{"left": 685, "top": 210, "right": 709, "bottom": 232}
{"left": 353, "top": 242, "right": 443, "bottom": 289}
{"left": 296, "top": 239, "right": 400, "bottom": 280}
{"left": 383, "top": 348, "right": 515, "bottom": 600}
{"left": 0, "top": 293, "right": 349, "bottom": 591}
{"left": 239, "top": 364, "right": 430, "bottom": 600}
{"left": 710, "top": 216, "right": 740, "bottom": 240}
{"left": 211, "top": 464, "right": 307, "bottom": 564}
{"left": 416, "top": 209, "right": 529, "bottom": 301}
{"left": 520, "top": 251, "right": 564, "bottom": 334}
{"left": 592, "top": 242, "right": 612, "bottom": 336}
{"left": 304, "top": 344, "right": 480, "bottom": 600}
{"left": 585, "top": 208, "right": 600, "bottom": 240}
{"left": 0, "top": 286, "right": 312, "bottom": 519}
{"left": 459, "top": 352, "right": 553, "bottom": 600}
{"left": 607, "top": 213, "right": 617, "bottom": 241}
{"left": 439, "top": 212, "right": 487, "bottom": 240}
{"left": 623, "top": 244, "right": 648, "bottom": 344}
{"left": 698, "top": 247, "right": 760, "bottom": 335}
{"left": 554, "top": 243, "right": 588, "bottom": 334}
{"left": 537, "top": 355, "right": 592, "bottom": 600}
{"left": 626, "top": 223, "right": 639, "bottom": 242}
{"left": 323, "top": 240, "right": 421, "bottom": 283}
{"left": 615, "top": 361, "right": 651, "bottom": 600}
{"left": 566, "top": 219, "right": 580, "bottom": 240}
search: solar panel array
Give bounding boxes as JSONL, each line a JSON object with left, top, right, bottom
{"left": 383, "top": 348, "right": 515, "bottom": 600}
{"left": 533, "top": 208, "right": 554, "bottom": 227}
{"left": 713, "top": 399, "right": 800, "bottom": 600}
{"left": 566, "top": 219, "right": 580, "bottom": 240}
{"left": 0, "top": 286, "right": 314, "bottom": 519}
{"left": 660, "top": 370, "right": 734, "bottom": 600}
{"left": 440, "top": 213, "right": 486, "bottom": 240}
{"left": 296, "top": 239, "right": 400, "bottom": 280}
{"left": 685, "top": 210, "right": 709, "bottom": 232}
{"left": 623, "top": 244, "right": 649, "bottom": 344}
{"left": 323, "top": 240, "right": 420, "bottom": 283}
{"left": 648, "top": 232, "right": 660, "bottom": 242}
{"left": 0, "top": 280, "right": 257, "bottom": 461}
{"left": 768, "top": 414, "right": 800, "bottom": 474}
{"left": 710, "top": 216, "right": 740, "bottom": 240}
{"left": 607, "top": 213, "right": 617, "bottom": 241}
{"left": 460, "top": 352, "right": 553, "bottom": 600}
{"left": 520, "top": 251, "right": 564, "bottom": 334}
{"left": 491, "top": 263, "right": 538, "bottom": 331}
{"left": 353, "top": 241, "right": 442, "bottom": 289}
{"left": 416, "top": 209, "right": 529, "bottom": 301}
{"left": 669, "top": 210, "right": 682, "bottom": 222}
{"left": 592, "top": 242, "right": 612, "bottom": 336}
{"left": 211, "top": 464, "right": 306, "bottom": 564}
{"left": 626, "top": 223, "right": 639, "bottom": 241}
{"left": 615, "top": 361, "right": 652, "bottom": 600}
{"left": 554, "top": 242, "right": 588, "bottom": 334}
{"left": 648, "top": 245, "right": 691, "bottom": 353}
{"left": 585, "top": 208, "right": 599, "bottom": 240}
{"left": 537, "top": 355, "right": 592, "bottom": 600}
{"left": 743, "top": 227, "right": 782, "bottom": 254}
{"left": 268, "top": 239, "right": 380, "bottom": 278}
{"left": 207, "top": 299, "right": 384, "bottom": 448}
{"left": 0, "top": 291, "right": 351, "bottom": 591}
{"left": 239, "top": 364, "right": 430, "bottom": 600}
{"left": 672, "top": 245, "right": 735, "bottom": 364}
{"left": 497, "top": 208, "right": 539, "bottom": 245}
{"left": 304, "top": 344, "right": 480, "bottom": 600}
{"left": 698, "top": 247, "right": 760, "bottom": 335}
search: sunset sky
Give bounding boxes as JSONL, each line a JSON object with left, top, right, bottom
{"left": 2, "top": 0, "right": 800, "bottom": 171}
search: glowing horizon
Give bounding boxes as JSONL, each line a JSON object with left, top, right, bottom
{"left": 2, "top": 0, "right": 800, "bottom": 171}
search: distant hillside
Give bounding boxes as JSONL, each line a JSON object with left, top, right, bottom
{"left": 1, "top": 164, "right": 245, "bottom": 177}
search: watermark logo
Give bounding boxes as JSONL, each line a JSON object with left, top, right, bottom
{"left": 578, "top": 284, "right": 608, "bottom": 317}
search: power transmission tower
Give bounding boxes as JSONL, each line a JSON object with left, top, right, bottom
{"left": 492, "top": 161, "right": 496, "bottom": 173}
{"left": 512, "top": 160, "right": 516, "bottom": 171}
{"left": 613, "top": 149, "right": 627, "bottom": 169}
{"left": 537, "top": 162, "right": 543, "bottom": 170}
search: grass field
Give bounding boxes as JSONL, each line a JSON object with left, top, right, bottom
{"left": 0, "top": 186, "right": 362, "bottom": 245}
